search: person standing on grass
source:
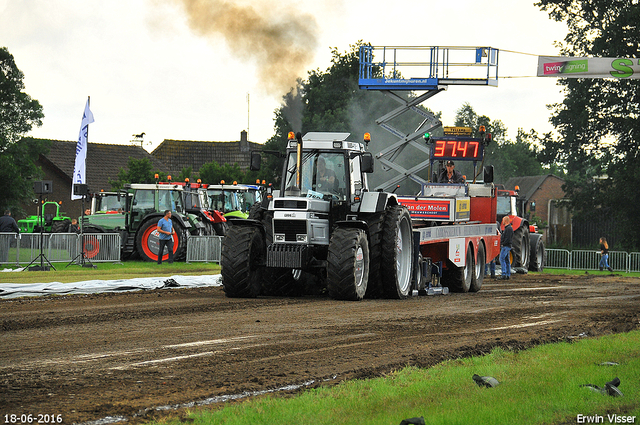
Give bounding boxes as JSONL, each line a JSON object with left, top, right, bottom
{"left": 157, "top": 210, "right": 175, "bottom": 264}
{"left": 599, "top": 237, "right": 613, "bottom": 272}
{"left": 499, "top": 215, "right": 513, "bottom": 280}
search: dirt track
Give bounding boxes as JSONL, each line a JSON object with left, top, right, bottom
{"left": 1, "top": 273, "right": 639, "bottom": 424}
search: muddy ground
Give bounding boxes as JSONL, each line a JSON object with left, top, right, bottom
{"left": 1, "top": 273, "right": 639, "bottom": 424}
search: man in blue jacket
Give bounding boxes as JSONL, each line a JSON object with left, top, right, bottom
{"left": 499, "top": 215, "right": 513, "bottom": 280}
{"left": 157, "top": 210, "right": 175, "bottom": 264}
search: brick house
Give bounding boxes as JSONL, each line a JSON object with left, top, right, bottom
{"left": 504, "top": 174, "right": 569, "bottom": 245}
{"left": 26, "top": 139, "right": 169, "bottom": 220}
{"left": 151, "top": 130, "right": 261, "bottom": 177}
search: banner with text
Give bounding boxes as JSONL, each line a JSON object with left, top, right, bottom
{"left": 537, "top": 56, "right": 640, "bottom": 79}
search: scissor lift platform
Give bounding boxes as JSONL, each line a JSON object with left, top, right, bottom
{"left": 358, "top": 46, "right": 499, "bottom": 191}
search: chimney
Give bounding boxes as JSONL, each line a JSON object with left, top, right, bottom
{"left": 240, "top": 130, "right": 248, "bottom": 151}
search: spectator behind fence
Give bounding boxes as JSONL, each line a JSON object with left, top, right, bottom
{"left": 0, "top": 210, "right": 19, "bottom": 234}
{"left": 0, "top": 210, "right": 19, "bottom": 263}
{"left": 599, "top": 237, "right": 613, "bottom": 272}
{"left": 68, "top": 218, "right": 80, "bottom": 234}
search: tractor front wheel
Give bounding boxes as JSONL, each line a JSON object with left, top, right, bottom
{"left": 327, "top": 227, "right": 369, "bottom": 301}
{"left": 221, "top": 225, "right": 264, "bottom": 298}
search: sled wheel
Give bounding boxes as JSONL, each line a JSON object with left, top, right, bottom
{"left": 470, "top": 242, "right": 485, "bottom": 292}
{"left": 445, "top": 243, "right": 474, "bottom": 293}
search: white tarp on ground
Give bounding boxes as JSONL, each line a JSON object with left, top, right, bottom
{"left": 0, "top": 273, "right": 222, "bottom": 299}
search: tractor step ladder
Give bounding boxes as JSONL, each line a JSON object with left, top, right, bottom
{"left": 358, "top": 46, "right": 499, "bottom": 191}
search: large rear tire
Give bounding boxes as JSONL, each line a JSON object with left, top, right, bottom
{"left": 212, "top": 222, "right": 227, "bottom": 237}
{"left": 362, "top": 211, "right": 385, "bottom": 298}
{"left": 470, "top": 242, "right": 485, "bottom": 292}
{"left": 380, "top": 205, "right": 413, "bottom": 299}
{"left": 327, "top": 227, "right": 369, "bottom": 301}
{"left": 511, "top": 225, "right": 530, "bottom": 272}
{"left": 444, "top": 243, "right": 474, "bottom": 293}
{"left": 529, "top": 233, "right": 545, "bottom": 272}
{"left": 81, "top": 226, "right": 104, "bottom": 260}
{"left": 136, "top": 219, "right": 186, "bottom": 262}
{"left": 221, "top": 225, "right": 264, "bottom": 298}
{"left": 51, "top": 219, "right": 71, "bottom": 233}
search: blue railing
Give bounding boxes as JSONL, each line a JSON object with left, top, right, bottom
{"left": 359, "top": 45, "right": 499, "bottom": 90}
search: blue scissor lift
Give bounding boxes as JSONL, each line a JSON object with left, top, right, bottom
{"left": 358, "top": 45, "right": 499, "bottom": 191}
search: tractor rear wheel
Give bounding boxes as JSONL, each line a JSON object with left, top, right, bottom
{"left": 511, "top": 225, "right": 530, "bottom": 272}
{"left": 212, "top": 222, "right": 227, "bottom": 236}
{"left": 51, "top": 219, "right": 71, "bottom": 233}
{"left": 380, "top": 205, "right": 413, "bottom": 299}
{"left": 362, "top": 211, "right": 385, "bottom": 298}
{"left": 470, "top": 242, "right": 485, "bottom": 292}
{"left": 81, "top": 226, "right": 104, "bottom": 259}
{"left": 445, "top": 243, "right": 474, "bottom": 293}
{"left": 136, "top": 219, "right": 187, "bottom": 262}
{"left": 221, "top": 225, "right": 264, "bottom": 298}
{"left": 529, "top": 233, "right": 545, "bottom": 272}
{"left": 327, "top": 227, "right": 369, "bottom": 301}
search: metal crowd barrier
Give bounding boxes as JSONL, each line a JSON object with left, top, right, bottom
{"left": 0, "top": 232, "right": 19, "bottom": 266}
{"left": 631, "top": 253, "right": 640, "bottom": 274}
{"left": 546, "top": 248, "right": 640, "bottom": 273}
{"left": 186, "top": 235, "right": 223, "bottom": 263}
{"left": 545, "top": 249, "right": 570, "bottom": 270}
{"left": 0, "top": 232, "right": 121, "bottom": 266}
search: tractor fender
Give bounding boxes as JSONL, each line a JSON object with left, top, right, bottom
{"left": 334, "top": 219, "right": 369, "bottom": 232}
{"left": 358, "top": 192, "right": 398, "bottom": 214}
{"left": 226, "top": 217, "right": 267, "bottom": 238}
{"left": 138, "top": 212, "right": 192, "bottom": 229}
{"left": 81, "top": 223, "right": 110, "bottom": 233}
{"left": 503, "top": 215, "right": 527, "bottom": 233}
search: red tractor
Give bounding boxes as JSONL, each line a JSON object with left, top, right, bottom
{"left": 496, "top": 187, "right": 545, "bottom": 272}
{"left": 159, "top": 178, "right": 227, "bottom": 236}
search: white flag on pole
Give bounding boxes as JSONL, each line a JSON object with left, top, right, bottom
{"left": 72, "top": 98, "right": 94, "bottom": 200}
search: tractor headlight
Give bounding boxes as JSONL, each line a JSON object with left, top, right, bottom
{"left": 275, "top": 234, "right": 285, "bottom": 242}
{"left": 296, "top": 234, "right": 308, "bottom": 243}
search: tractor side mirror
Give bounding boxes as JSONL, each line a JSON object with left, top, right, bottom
{"left": 483, "top": 165, "right": 494, "bottom": 183}
{"left": 250, "top": 151, "right": 262, "bottom": 171}
{"left": 361, "top": 152, "right": 374, "bottom": 173}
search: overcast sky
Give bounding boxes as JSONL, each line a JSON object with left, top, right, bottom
{"left": 1, "top": 0, "right": 567, "bottom": 152}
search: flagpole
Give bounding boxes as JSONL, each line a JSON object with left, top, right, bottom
{"left": 82, "top": 96, "right": 89, "bottom": 234}
{"left": 86, "top": 96, "right": 90, "bottom": 146}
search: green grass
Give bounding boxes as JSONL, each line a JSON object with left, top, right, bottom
{"left": 0, "top": 260, "right": 221, "bottom": 284}
{"left": 542, "top": 268, "right": 640, "bottom": 277}
{"left": 4, "top": 264, "right": 635, "bottom": 285}
{"left": 158, "top": 331, "right": 640, "bottom": 425}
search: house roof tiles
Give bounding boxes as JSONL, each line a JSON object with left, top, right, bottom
{"left": 40, "top": 139, "right": 169, "bottom": 193}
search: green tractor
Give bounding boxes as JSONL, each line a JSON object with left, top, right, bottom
{"left": 82, "top": 183, "right": 206, "bottom": 261}
{"left": 18, "top": 201, "right": 73, "bottom": 233}
{"left": 206, "top": 183, "right": 260, "bottom": 220}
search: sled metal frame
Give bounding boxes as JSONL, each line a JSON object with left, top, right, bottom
{"left": 358, "top": 46, "right": 499, "bottom": 191}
